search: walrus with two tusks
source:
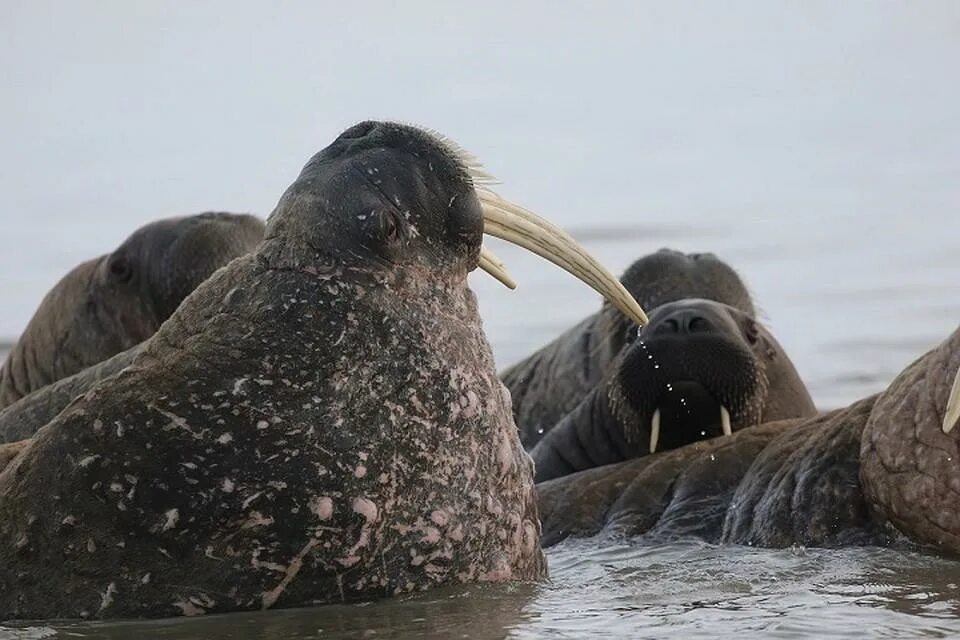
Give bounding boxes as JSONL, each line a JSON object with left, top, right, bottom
{"left": 0, "top": 121, "right": 648, "bottom": 620}
{"left": 531, "top": 298, "right": 816, "bottom": 482}
{"left": 0, "top": 212, "right": 265, "bottom": 408}
{"left": 503, "top": 248, "right": 756, "bottom": 448}
{"left": 538, "top": 324, "right": 960, "bottom": 554}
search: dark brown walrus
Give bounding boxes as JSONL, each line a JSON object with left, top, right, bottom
{"left": 0, "top": 212, "right": 265, "bottom": 408}
{"left": 0, "top": 121, "right": 649, "bottom": 620}
{"left": 537, "top": 324, "right": 960, "bottom": 555}
{"left": 502, "top": 249, "right": 756, "bottom": 448}
{"left": 530, "top": 298, "right": 816, "bottom": 482}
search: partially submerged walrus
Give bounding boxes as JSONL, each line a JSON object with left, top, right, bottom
{"left": 538, "top": 324, "right": 960, "bottom": 555}
{"left": 0, "top": 121, "right": 648, "bottom": 620}
{"left": 0, "top": 212, "right": 265, "bottom": 407}
{"left": 531, "top": 299, "right": 816, "bottom": 482}
{"left": 503, "top": 249, "right": 755, "bottom": 447}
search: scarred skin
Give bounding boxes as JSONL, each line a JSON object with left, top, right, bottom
{"left": 0, "top": 122, "right": 546, "bottom": 620}
{"left": 0, "top": 347, "right": 141, "bottom": 444}
{"left": 530, "top": 299, "right": 816, "bottom": 482}
{"left": 0, "top": 212, "right": 265, "bottom": 408}
{"left": 502, "top": 249, "right": 756, "bottom": 447}
{"left": 538, "top": 326, "right": 960, "bottom": 556}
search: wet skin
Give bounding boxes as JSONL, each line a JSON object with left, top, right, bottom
{"left": 0, "top": 212, "right": 265, "bottom": 408}
{"left": 530, "top": 299, "right": 815, "bottom": 482}
{"left": 0, "top": 122, "right": 649, "bottom": 620}
{"left": 538, "top": 324, "right": 960, "bottom": 557}
{"left": 502, "top": 249, "right": 756, "bottom": 448}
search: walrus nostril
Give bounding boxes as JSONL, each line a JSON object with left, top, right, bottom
{"left": 688, "top": 316, "right": 710, "bottom": 332}
{"left": 654, "top": 310, "right": 712, "bottom": 335}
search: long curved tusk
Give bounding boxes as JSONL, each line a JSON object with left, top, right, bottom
{"left": 477, "top": 245, "right": 517, "bottom": 290}
{"left": 477, "top": 188, "right": 649, "bottom": 326}
{"left": 943, "top": 362, "right": 960, "bottom": 434}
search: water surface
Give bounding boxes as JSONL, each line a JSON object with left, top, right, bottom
{"left": 2, "top": 1, "right": 959, "bottom": 638}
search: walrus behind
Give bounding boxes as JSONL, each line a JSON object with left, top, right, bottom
{"left": 531, "top": 299, "right": 815, "bottom": 482}
{"left": 0, "top": 121, "right": 649, "bottom": 620}
{"left": 503, "top": 249, "right": 756, "bottom": 447}
{"left": 536, "top": 325, "right": 960, "bottom": 556}
{"left": 0, "top": 212, "right": 265, "bottom": 407}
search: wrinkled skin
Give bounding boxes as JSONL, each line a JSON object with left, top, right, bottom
{"left": 531, "top": 299, "right": 815, "bottom": 482}
{"left": 0, "top": 122, "right": 546, "bottom": 620}
{"left": 0, "top": 212, "right": 265, "bottom": 408}
{"left": 0, "top": 347, "right": 141, "bottom": 444}
{"left": 502, "top": 249, "right": 755, "bottom": 447}
{"left": 538, "top": 326, "right": 960, "bottom": 556}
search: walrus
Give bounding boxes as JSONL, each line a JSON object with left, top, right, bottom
{"left": 0, "top": 347, "right": 141, "bottom": 444}
{"left": 0, "top": 121, "right": 648, "bottom": 620}
{"left": 0, "top": 212, "right": 265, "bottom": 408}
{"left": 537, "top": 323, "right": 960, "bottom": 557}
{"left": 531, "top": 298, "right": 816, "bottom": 482}
{"left": 502, "top": 249, "right": 756, "bottom": 447}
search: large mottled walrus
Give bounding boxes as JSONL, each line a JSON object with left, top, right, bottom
{"left": 0, "top": 212, "right": 265, "bottom": 408}
{"left": 531, "top": 298, "right": 816, "bottom": 482}
{"left": 0, "top": 121, "right": 648, "bottom": 620}
{"left": 502, "top": 249, "right": 756, "bottom": 447}
{"left": 538, "top": 324, "right": 960, "bottom": 555}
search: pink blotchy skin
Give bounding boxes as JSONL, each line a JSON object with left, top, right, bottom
{"left": 0, "top": 250, "right": 547, "bottom": 619}
{"left": 0, "top": 122, "right": 547, "bottom": 620}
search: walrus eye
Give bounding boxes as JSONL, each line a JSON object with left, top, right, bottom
{"left": 744, "top": 318, "right": 760, "bottom": 345}
{"left": 108, "top": 256, "right": 134, "bottom": 283}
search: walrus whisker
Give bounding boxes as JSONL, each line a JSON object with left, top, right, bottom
{"left": 943, "top": 362, "right": 960, "bottom": 434}
{"left": 477, "top": 245, "right": 517, "bottom": 289}
{"left": 476, "top": 188, "right": 649, "bottom": 327}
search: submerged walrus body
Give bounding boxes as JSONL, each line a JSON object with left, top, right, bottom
{"left": 538, "top": 324, "right": 960, "bottom": 557}
{"left": 0, "top": 212, "right": 265, "bottom": 408}
{"left": 531, "top": 299, "right": 816, "bottom": 482}
{"left": 0, "top": 122, "right": 650, "bottom": 619}
{"left": 503, "top": 249, "right": 755, "bottom": 447}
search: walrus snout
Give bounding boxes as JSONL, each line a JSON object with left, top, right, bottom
{"left": 650, "top": 306, "right": 722, "bottom": 336}
{"left": 612, "top": 299, "right": 769, "bottom": 453}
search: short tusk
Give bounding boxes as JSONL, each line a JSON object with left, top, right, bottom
{"left": 477, "top": 245, "right": 517, "bottom": 290}
{"left": 943, "top": 362, "right": 960, "bottom": 434}
{"left": 649, "top": 408, "right": 661, "bottom": 454}
{"left": 720, "top": 405, "right": 733, "bottom": 437}
{"left": 477, "top": 188, "right": 649, "bottom": 327}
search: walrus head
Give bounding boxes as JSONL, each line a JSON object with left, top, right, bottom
{"left": 0, "top": 122, "right": 650, "bottom": 618}
{"left": 590, "top": 248, "right": 758, "bottom": 376}
{"left": 0, "top": 212, "right": 265, "bottom": 407}
{"left": 609, "top": 299, "right": 813, "bottom": 454}
{"left": 261, "top": 121, "right": 647, "bottom": 325}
